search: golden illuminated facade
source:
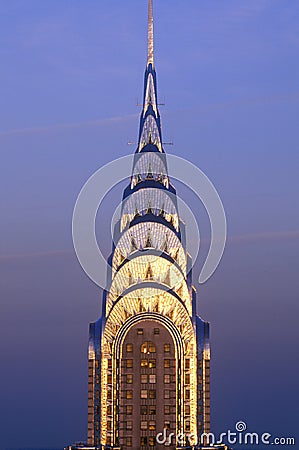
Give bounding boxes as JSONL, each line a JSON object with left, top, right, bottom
{"left": 87, "top": 1, "right": 211, "bottom": 448}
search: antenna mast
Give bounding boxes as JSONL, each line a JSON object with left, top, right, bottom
{"left": 147, "top": 0, "right": 154, "bottom": 66}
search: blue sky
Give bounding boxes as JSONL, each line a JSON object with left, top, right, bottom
{"left": 0, "top": 1, "right": 299, "bottom": 448}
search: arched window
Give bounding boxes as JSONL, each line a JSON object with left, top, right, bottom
{"left": 140, "top": 341, "right": 156, "bottom": 354}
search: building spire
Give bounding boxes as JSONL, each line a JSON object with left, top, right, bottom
{"left": 147, "top": 0, "right": 154, "bottom": 66}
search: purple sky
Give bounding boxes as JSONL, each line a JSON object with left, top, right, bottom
{"left": 1, "top": 1, "right": 299, "bottom": 448}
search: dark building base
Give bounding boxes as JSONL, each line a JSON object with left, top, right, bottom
{"left": 65, "top": 445, "right": 232, "bottom": 450}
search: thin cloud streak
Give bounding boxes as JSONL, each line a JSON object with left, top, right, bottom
{"left": 0, "top": 114, "right": 138, "bottom": 139}
{"left": 228, "top": 229, "right": 299, "bottom": 244}
{"left": 166, "top": 92, "right": 299, "bottom": 117}
{"left": 1, "top": 230, "right": 299, "bottom": 262}
{"left": 0, "top": 249, "right": 72, "bottom": 262}
{"left": 2, "top": 91, "right": 298, "bottom": 140}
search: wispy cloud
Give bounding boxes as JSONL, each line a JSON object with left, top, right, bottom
{"left": 164, "top": 91, "right": 299, "bottom": 119}
{"left": 0, "top": 113, "right": 138, "bottom": 139}
{"left": 1, "top": 230, "right": 299, "bottom": 262}
{"left": 229, "top": 230, "right": 299, "bottom": 244}
{"left": 200, "top": 91, "right": 299, "bottom": 112}
{"left": 2, "top": 90, "right": 298, "bottom": 140}
{"left": 0, "top": 249, "right": 72, "bottom": 262}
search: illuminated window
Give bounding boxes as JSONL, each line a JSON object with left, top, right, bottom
{"left": 164, "top": 405, "right": 170, "bottom": 414}
{"left": 164, "top": 374, "right": 171, "bottom": 384}
{"left": 126, "top": 405, "right": 133, "bottom": 415}
{"left": 141, "top": 374, "right": 148, "bottom": 384}
{"left": 164, "top": 390, "right": 170, "bottom": 399}
{"left": 108, "top": 359, "right": 112, "bottom": 369}
{"left": 149, "top": 342, "right": 156, "bottom": 352}
{"left": 140, "top": 405, "right": 147, "bottom": 415}
{"left": 107, "top": 374, "right": 112, "bottom": 384}
{"left": 137, "top": 328, "right": 143, "bottom": 335}
{"left": 141, "top": 420, "right": 148, "bottom": 430}
{"left": 154, "top": 328, "right": 160, "bottom": 334}
{"left": 149, "top": 374, "right": 156, "bottom": 383}
{"left": 145, "top": 263, "right": 154, "bottom": 279}
{"left": 141, "top": 359, "right": 148, "bottom": 368}
{"left": 107, "top": 405, "right": 112, "bottom": 415}
{"left": 164, "top": 343, "right": 171, "bottom": 353}
{"left": 126, "top": 437, "right": 132, "bottom": 447}
{"left": 149, "top": 436, "right": 156, "bottom": 446}
{"left": 141, "top": 342, "right": 148, "bottom": 354}
{"left": 141, "top": 389, "right": 148, "bottom": 399}
{"left": 126, "top": 343, "right": 133, "bottom": 352}
{"left": 164, "top": 421, "right": 171, "bottom": 430}
{"left": 126, "top": 390, "right": 133, "bottom": 399}
{"left": 126, "top": 359, "right": 133, "bottom": 369}
{"left": 149, "top": 420, "right": 156, "bottom": 430}
{"left": 149, "top": 405, "right": 156, "bottom": 415}
{"left": 149, "top": 389, "right": 156, "bottom": 399}
{"left": 141, "top": 437, "right": 147, "bottom": 445}
{"left": 141, "top": 341, "right": 156, "bottom": 353}
{"left": 126, "top": 421, "right": 133, "bottom": 430}
{"left": 164, "top": 359, "right": 171, "bottom": 368}
{"left": 126, "top": 374, "right": 133, "bottom": 384}
{"left": 149, "top": 359, "right": 156, "bottom": 368}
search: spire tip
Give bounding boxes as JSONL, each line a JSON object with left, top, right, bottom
{"left": 147, "top": 0, "right": 154, "bottom": 66}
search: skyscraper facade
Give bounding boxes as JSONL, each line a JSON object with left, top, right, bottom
{"left": 69, "top": 1, "right": 217, "bottom": 449}
{"left": 86, "top": 2, "right": 211, "bottom": 449}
